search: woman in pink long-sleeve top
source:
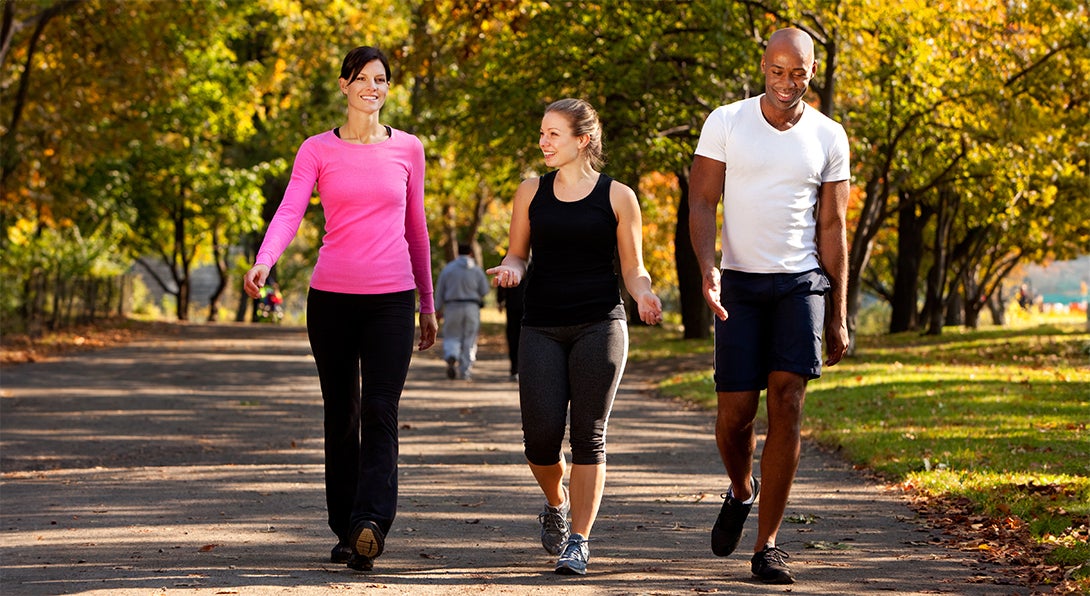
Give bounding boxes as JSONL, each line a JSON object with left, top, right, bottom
{"left": 243, "top": 46, "right": 437, "bottom": 573}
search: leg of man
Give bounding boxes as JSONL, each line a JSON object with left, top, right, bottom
{"left": 753, "top": 371, "right": 806, "bottom": 549}
{"left": 442, "top": 305, "right": 467, "bottom": 375}
{"left": 715, "top": 390, "right": 760, "bottom": 501}
{"left": 460, "top": 305, "right": 482, "bottom": 378}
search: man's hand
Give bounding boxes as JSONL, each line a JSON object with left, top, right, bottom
{"left": 702, "top": 268, "right": 729, "bottom": 321}
{"left": 824, "top": 320, "right": 848, "bottom": 366}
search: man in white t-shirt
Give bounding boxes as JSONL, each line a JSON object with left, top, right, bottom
{"left": 689, "top": 27, "right": 850, "bottom": 585}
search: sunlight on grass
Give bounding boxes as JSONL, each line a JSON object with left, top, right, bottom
{"left": 634, "top": 316, "right": 1090, "bottom": 575}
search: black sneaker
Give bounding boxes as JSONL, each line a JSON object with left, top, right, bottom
{"left": 711, "top": 476, "right": 759, "bottom": 556}
{"left": 445, "top": 356, "right": 458, "bottom": 379}
{"left": 350, "top": 520, "right": 385, "bottom": 559}
{"left": 330, "top": 542, "right": 352, "bottom": 564}
{"left": 751, "top": 545, "right": 795, "bottom": 584}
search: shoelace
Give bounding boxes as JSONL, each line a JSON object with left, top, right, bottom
{"left": 558, "top": 536, "right": 590, "bottom": 564}
{"left": 538, "top": 510, "right": 567, "bottom": 532}
{"left": 760, "top": 546, "right": 790, "bottom": 565}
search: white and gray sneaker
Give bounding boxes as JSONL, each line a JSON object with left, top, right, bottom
{"left": 554, "top": 533, "right": 590, "bottom": 575}
{"left": 537, "top": 489, "right": 570, "bottom": 555}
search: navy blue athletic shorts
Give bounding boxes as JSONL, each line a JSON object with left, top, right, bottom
{"left": 713, "top": 268, "right": 830, "bottom": 392}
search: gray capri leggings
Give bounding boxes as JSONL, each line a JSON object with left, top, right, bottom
{"left": 518, "top": 317, "right": 628, "bottom": 466}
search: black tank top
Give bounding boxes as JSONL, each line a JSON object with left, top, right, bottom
{"left": 523, "top": 171, "right": 625, "bottom": 326}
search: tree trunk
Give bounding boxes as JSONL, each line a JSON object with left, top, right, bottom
{"left": 674, "top": 168, "right": 711, "bottom": 339}
{"left": 924, "top": 190, "right": 957, "bottom": 335}
{"left": 890, "top": 198, "right": 928, "bottom": 332}
{"left": 207, "top": 220, "right": 227, "bottom": 322}
{"left": 846, "top": 175, "right": 890, "bottom": 352}
{"left": 987, "top": 291, "right": 1007, "bottom": 326}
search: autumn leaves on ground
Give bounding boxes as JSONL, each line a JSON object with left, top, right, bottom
{"left": 3, "top": 315, "right": 1089, "bottom": 593}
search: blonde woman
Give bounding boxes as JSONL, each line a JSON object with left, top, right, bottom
{"left": 488, "top": 98, "right": 662, "bottom": 575}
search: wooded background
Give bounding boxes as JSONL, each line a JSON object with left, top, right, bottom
{"left": 2, "top": 1, "right": 1087, "bottom": 345}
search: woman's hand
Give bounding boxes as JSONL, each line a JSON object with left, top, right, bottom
{"left": 635, "top": 290, "right": 664, "bottom": 326}
{"left": 243, "top": 264, "right": 270, "bottom": 299}
{"left": 486, "top": 264, "right": 522, "bottom": 288}
{"left": 417, "top": 312, "right": 438, "bottom": 351}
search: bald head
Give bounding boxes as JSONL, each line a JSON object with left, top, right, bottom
{"left": 765, "top": 28, "right": 815, "bottom": 63}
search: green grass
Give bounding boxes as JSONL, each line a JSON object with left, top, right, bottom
{"left": 631, "top": 315, "right": 1090, "bottom": 585}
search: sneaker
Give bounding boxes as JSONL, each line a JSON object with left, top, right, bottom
{"left": 445, "top": 356, "right": 458, "bottom": 379}
{"left": 554, "top": 533, "right": 590, "bottom": 575}
{"left": 711, "top": 476, "right": 760, "bottom": 556}
{"left": 349, "top": 520, "right": 385, "bottom": 559}
{"left": 751, "top": 545, "right": 795, "bottom": 584}
{"left": 330, "top": 542, "right": 352, "bottom": 564}
{"left": 538, "top": 489, "right": 570, "bottom": 555}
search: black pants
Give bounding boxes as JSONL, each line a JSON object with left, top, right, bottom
{"left": 505, "top": 305, "right": 523, "bottom": 374}
{"left": 518, "top": 317, "right": 628, "bottom": 466}
{"left": 306, "top": 288, "right": 416, "bottom": 541}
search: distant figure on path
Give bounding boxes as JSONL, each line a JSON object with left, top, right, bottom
{"left": 688, "top": 27, "right": 850, "bottom": 585}
{"left": 435, "top": 242, "right": 490, "bottom": 380}
{"left": 243, "top": 46, "right": 436, "bottom": 573}
{"left": 487, "top": 98, "right": 663, "bottom": 576}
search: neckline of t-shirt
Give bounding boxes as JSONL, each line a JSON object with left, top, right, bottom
{"left": 331, "top": 126, "right": 393, "bottom": 146}
{"left": 756, "top": 95, "right": 806, "bottom": 134}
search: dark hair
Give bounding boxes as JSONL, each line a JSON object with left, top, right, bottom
{"left": 545, "top": 98, "right": 604, "bottom": 169}
{"left": 457, "top": 242, "right": 472, "bottom": 255}
{"left": 340, "top": 46, "right": 391, "bottom": 83}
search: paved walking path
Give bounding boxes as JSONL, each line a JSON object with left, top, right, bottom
{"left": 1, "top": 323, "right": 1028, "bottom": 595}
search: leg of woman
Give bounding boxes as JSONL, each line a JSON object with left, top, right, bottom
{"left": 566, "top": 318, "right": 628, "bottom": 537}
{"left": 306, "top": 289, "right": 363, "bottom": 544}
{"left": 350, "top": 290, "right": 416, "bottom": 537}
{"left": 519, "top": 325, "right": 570, "bottom": 505}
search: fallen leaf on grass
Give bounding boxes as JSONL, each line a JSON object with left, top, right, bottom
{"left": 198, "top": 544, "right": 218, "bottom": 552}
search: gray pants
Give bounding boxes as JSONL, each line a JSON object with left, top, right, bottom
{"left": 441, "top": 301, "right": 482, "bottom": 377}
{"left": 518, "top": 318, "right": 628, "bottom": 466}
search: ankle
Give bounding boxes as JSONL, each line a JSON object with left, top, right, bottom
{"left": 729, "top": 477, "right": 757, "bottom": 504}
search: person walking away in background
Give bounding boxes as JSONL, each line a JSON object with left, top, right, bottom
{"left": 487, "top": 98, "right": 663, "bottom": 576}
{"left": 496, "top": 278, "right": 525, "bottom": 380}
{"left": 435, "top": 242, "right": 491, "bottom": 380}
{"left": 688, "top": 27, "right": 850, "bottom": 585}
{"left": 242, "top": 46, "right": 437, "bottom": 573}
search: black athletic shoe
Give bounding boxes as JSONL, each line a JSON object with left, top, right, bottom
{"left": 350, "top": 520, "right": 385, "bottom": 559}
{"left": 445, "top": 356, "right": 458, "bottom": 379}
{"left": 711, "top": 476, "right": 760, "bottom": 556}
{"left": 751, "top": 545, "right": 795, "bottom": 584}
{"left": 330, "top": 542, "right": 352, "bottom": 564}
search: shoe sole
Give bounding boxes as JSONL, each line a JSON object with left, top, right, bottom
{"left": 754, "top": 573, "right": 795, "bottom": 584}
{"left": 351, "top": 521, "right": 385, "bottom": 559}
{"left": 555, "top": 564, "right": 586, "bottom": 576}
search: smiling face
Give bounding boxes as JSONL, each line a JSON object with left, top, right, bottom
{"left": 539, "top": 111, "right": 586, "bottom": 168}
{"left": 760, "top": 32, "right": 816, "bottom": 112}
{"left": 339, "top": 59, "right": 389, "bottom": 114}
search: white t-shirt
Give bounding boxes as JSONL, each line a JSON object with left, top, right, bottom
{"left": 694, "top": 95, "right": 850, "bottom": 273}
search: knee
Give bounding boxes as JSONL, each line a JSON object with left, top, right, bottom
{"left": 524, "top": 440, "right": 562, "bottom": 466}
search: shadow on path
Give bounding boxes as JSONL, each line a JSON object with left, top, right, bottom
{"left": 0, "top": 323, "right": 1027, "bottom": 595}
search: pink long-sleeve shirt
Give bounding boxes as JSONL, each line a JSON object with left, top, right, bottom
{"left": 255, "top": 129, "right": 435, "bottom": 313}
